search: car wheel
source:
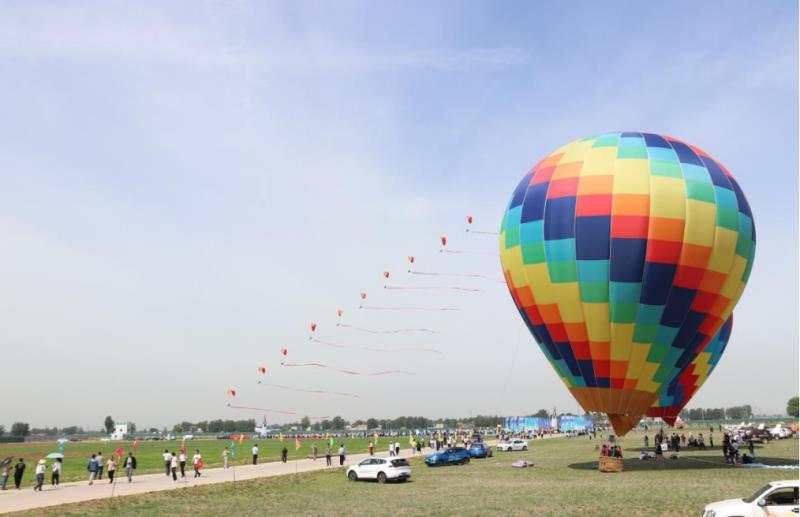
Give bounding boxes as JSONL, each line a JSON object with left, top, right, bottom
{"left": 377, "top": 472, "right": 386, "bottom": 483}
{"left": 347, "top": 471, "right": 358, "bottom": 481}
{"left": 522, "top": 446, "right": 528, "bottom": 451}
{"left": 465, "top": 457, "right": 470, "bottom": 464}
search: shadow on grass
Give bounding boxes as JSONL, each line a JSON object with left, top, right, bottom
{"left": 567, "top": 456, "right": 798, "bottom": 471}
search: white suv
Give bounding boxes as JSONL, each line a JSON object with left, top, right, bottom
{"left": 702, "top": 479, "right": 798, "bottom": 516}
{"left": 347, "top": 457, "right": 411, "bottom": 483}
{"left": 497, "top": 439, "right": 528, "bottom": 451}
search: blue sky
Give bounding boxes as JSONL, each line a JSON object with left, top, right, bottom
{"left": 0, "top": 1, "right": 796, "bottom": 428}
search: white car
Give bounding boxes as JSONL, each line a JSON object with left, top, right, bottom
{"left": 702, "top": 480, "right": 799, "bottom": 517}
{"left": 346, "top": 457, "right": 411, "bottom": 483}
{"left": 497, "top": 439, "right": 528, "bottom": 452}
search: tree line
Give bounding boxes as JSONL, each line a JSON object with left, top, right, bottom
{"left": 678, "top": 405, "right": 754, "bottom": 421}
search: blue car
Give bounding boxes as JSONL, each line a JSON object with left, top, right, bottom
{"left": 425, "top": 447, "right": 471, "bottom": 467}
{"left": 467, "top": 443, "right": 492, "bottom": 458}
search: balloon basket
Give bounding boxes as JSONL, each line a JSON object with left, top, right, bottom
{"left": 598, "top": 456, "right": 623, "bottom": 473}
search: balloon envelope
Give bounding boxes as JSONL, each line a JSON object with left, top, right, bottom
{"left": 499, "top": 132, "right": 755, "bottom": 435}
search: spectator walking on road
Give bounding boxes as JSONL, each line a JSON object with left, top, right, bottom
{"left": 281, "top": 445, "right": 288, "bottom": 463}
{"left": 338, "top": 444, "right": 346, "bottom": 466}
{"left": 87, "top": 454, "right": 97, "bottom": 485}
{"left": 125, "top": 453, "right": 136, "bottom": 482}
{"left": 13, "top": 459, "right": 25, "bottom": 489}
{"left": 192, "top": 450, "right": 203, "bottom": 478}
{"left": 96, "top": 452, "right": 104, "bottom": 479}
{"left": 107, "top": 457, "right": 116, "bottom": 483}
{"left": 178, "top": 450, "right": 187, "bottom": 477}
{"left": 163, "top": 449, "right": 171, "bottom": 476}
{"left": 170, "top": 452, "right": 178, "bottom": 481}
{"left": 222, "top": 446, "right": 230, "bottom": 469}
{"left": 312, "top": 443, "right": 318, "bottom": 460}
{"left": 51, "top": 458, "right": 61, "bottom": 486}
{"left": 368, "top": 442, "right": 374, "bottom": 455}
{"left": 33, "top": 460, "right": 45, "bottom": 491}
{"left": 252, "top": 444, "right": 259, "bottom": 465}
{"left": 325, "top": 445, "right": 331, "bottom": 466}
{"left": 1, "top": 463, "right": 9, "bottom": 490}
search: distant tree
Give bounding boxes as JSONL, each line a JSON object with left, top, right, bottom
{"left": 331, "top": 416, "right": 347, "bottom": 430}
{"left": 148, "top": 427, "right": 159, "bottom": 434}
{"left": 128, "top": 422, "right": 137, "bottom": 433}
{"left": 10, "top": 422, "right": 30, "bottom": 437}
{"left": 62, "top": 426, "right": 81, "bottom": 435}
{"left": 300, "top": 416, "right": 311, "bottom": 429}
{"left": 0, "top": 425, "right": 5, "bottom": 436}
{"left": 172, "top": 424, "right": 182, "bottom": 433}
{"left": 104, "top": 415, "right": 115, "bottom": 434}
{"left": 366, "top": 418, "right": 379, "bottom": 430}
{"left": 788, "top": 396, "right": 799, "bottom": 418}
{"left": 533, "top": 409, "right": 550, "bottom": 418}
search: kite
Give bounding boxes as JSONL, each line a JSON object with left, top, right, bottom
{"left": 257, "top": 366, "right": 267, "bottom": 375}
{"left": 465, "top": 215, "right": 499, "bottom": 235}
{"left": 499, "top": 132, "right": 755, "bottom": 435}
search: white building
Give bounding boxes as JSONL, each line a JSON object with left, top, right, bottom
{"left": 110, "top": 422, "right": 128, "bottom": 440}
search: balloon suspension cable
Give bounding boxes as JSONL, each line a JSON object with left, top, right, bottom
{"left": 309, "top": 336, "right": 442, "bottom": 354}
{"left": 280, "top": 361, "right": 415, "bottom": 376}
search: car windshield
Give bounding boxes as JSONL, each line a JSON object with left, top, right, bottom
{"left": 391, "top": 459, "right": 409, "bottom": 467}
{"left": 743, "top": 484, "right": 772, "bottom": 503}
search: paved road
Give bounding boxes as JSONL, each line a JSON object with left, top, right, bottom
{"left": 0, "top": 450, "right": 425, "bottom": 514}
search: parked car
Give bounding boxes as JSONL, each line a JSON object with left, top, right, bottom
{"left": 496, "top": 439, "right": 528, "bottom": 452}
{"left": 346, "top": 457, "right": 411, "bottom": 483}
{"left": 467, "top": 443, "right": 492, "bottom": 458}
{"left": 702, "top": 479, "right": 798, "bottom": 517}
{"left": 425, "top": 447, "right": 471, "bottom": 467}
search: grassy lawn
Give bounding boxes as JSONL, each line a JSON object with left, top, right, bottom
{"left": 0, "top": 437, "right": 373, "bottom": 487}
{"left": 14, "top": 430, "right": 799, "bottom": 516}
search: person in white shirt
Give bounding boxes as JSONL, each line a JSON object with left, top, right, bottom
{"left": 51, "top": 458, "right": 62, "bottom": 486}
{"left": 33, "top": 460, "right": 46, "bottom": 491}
{"left": 162, "top": 450, "right": 171, "bottom": 476}
{"left": 222, "top": 447, "right": 229, "bottom": 469}
{"left": 95, "top": 452, "right": 104, "bottom": 479}
{"left": 106, "top": 458, "right": 116, "bottom": 484}
{"left": 125, "top": 454, "right": 135, "bottom": 482}
{"left": 192, "top": 450, "right": 202, "bottom": 478}
{"left": 169, "top": 453, "right": 178, "bottom": 481}
{"left": 252, "top": 444, "right": 259, "bottom": 465}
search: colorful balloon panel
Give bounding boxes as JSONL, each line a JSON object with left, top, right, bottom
{"left": 499, "top": 132, "right": 755, "bottom": 435}
{"left": 647, "top": 316, "right": 732, "bottom": 425}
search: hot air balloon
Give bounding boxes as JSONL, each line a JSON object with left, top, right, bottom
{"left": 499, "top": 132, "right": 755, "bottom": 435}
{"left": 647, "top": 316, "right": 732, "bottom": 425}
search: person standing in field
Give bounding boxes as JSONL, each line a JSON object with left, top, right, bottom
{"left": 87, "top": 454, "right": 97, "bottom": 485}
{"left": 125, "top": 453, "right": 135, "bottom": 482}
{"left": 192, "top": 450, "right": 202, "bottom": 478}
{"left": 252, "top": 443, "right": 259, "bottom": 465}
{"left": 51, "top": 458, "right": 62, "bottom": 486}
{"left": 281, "top": 445, "right": 288, "bottom": 463}
{"left": 312, "top": 443, "right": 318, "bottom": 460}
{"left": 178, "top": 450, "right": 187, "bottom": 477}
{"left": 338, "top": 444, "right": 346, "bottom": 466}
{"left": 394, "top": 442, "right": 400, "bottom": 456}
{"left": 222, "top": 446, "right": 230, "bottom": 468}
{"left": 163, "top": 449, "right": 171, "bottom": 476}
{"left": 644, "top": 434, "right": 649, "bottom": 448}
{"left": 95, "top": 451, "right": 104, "bottom": 479}
{"left": 13, "top": 459, "right": 26, "bottom": 489}
{"left": 325, "top": 445, "right": 331, "bottom": 466}
{"left": 107, "top": 457, "right": 116, "bottom": 483}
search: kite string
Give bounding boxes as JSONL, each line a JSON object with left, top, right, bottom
{"left": 281, "top": 361, "right": 415, "bottom": 376}
{"left": 309, "top": 337, "right": 442, "bottom": 354}
{"left": 337, "top": 324, "right": 439, "bottom": 335}
{"left": 258, "top": 381, "right": 361, "bottom": 399}
{"left": 358, "top": 305, "right": 460, "bottom": 311}
{"left": 385, "top": 285, "right": 483, "bottom": 292}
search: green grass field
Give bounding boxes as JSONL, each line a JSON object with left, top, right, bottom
{"left": 13, "top": 430, "right": 799, "bottom": 516}
{"left": 0, "top": 436, "right": 372, "bottom": 487}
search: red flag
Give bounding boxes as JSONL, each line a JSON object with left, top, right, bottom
{"left": 115, "top": 446, "right": 124, "bottom": 457}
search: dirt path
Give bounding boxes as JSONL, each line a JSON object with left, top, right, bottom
{"left": 0, "top": 450, "right": 416, "bottom": 514}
